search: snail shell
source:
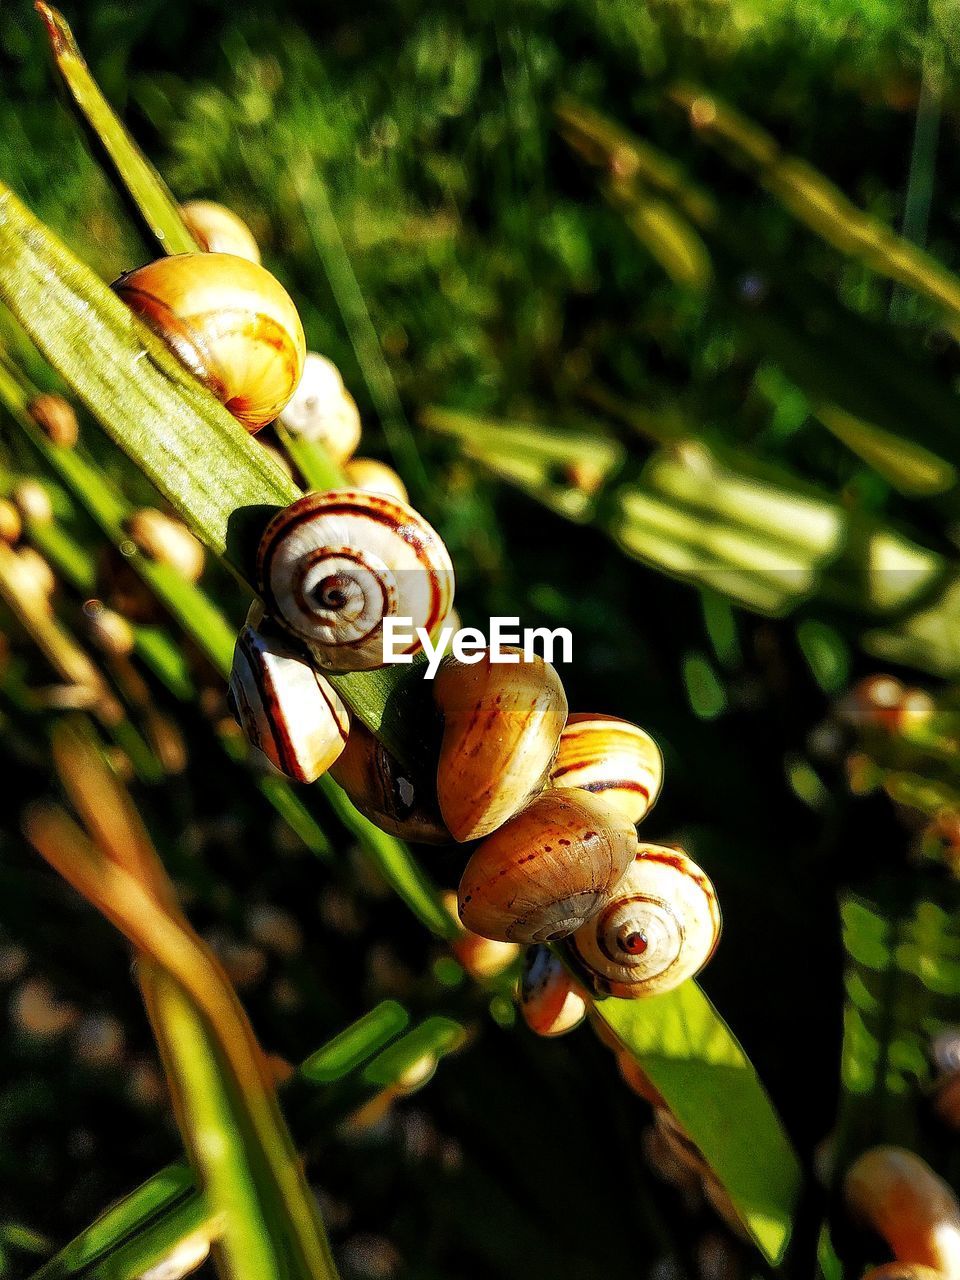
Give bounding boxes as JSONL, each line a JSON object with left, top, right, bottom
{"left": 519, "top": 945, "right": 587, "bottom": 1037}
{"left": 844, "top": 1147, "right": 960, "bottom": 1280}
{"left": 441, "top": 891, "right": 519, "bottom": 978}
{"left": 179, "top": 200, "right": 261, "bottom": 263}
{"left": 278, "top": 352, "right": 362, "bottom": 463}
{"left": 567, "top": 843, "right": 720, "bottom": 998}
{"left": 113, "top": 253, "right": 305, "bottom": 432}
{"left": 228, "top": 622, "right": 349, "bottom": 783}
{"left": 257, "top": 489, "right": 454, "bottom": 671}
{"left": 0, "top": 499, "right": 21, "bottom": 545}
{"left": 329, "top": 719, "right": 451, "bottom": 843}
{"left": 27, "top": 393, "right": 79, "bottom": 448}
{"left": 435, "top": 650, "right": 568, "bottom": 842}
{"left": 550, "top": 713, "right": 663, "bottom": 825}
{"left": 457, "top": 790, "right": 637, "bottom": 944}
{"left": 125, "top": 509, "right": 206, "bottom": 582}
{"left": 344, "top": 457, "right": 409, "bottom": 504}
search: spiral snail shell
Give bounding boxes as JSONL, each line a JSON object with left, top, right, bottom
{"left": 435, "top": 651, "right": 567, "bottom": 842}
{"left": 549, "top": 713, "right": 663, "bottom": 825}
{"left": 844, "top": 1147, "right": 960, "bottom": 1280}
{"left": 113, "top": 253, "right": 305, "bottom": 432}
{"left": 329, "top": 720, "right": 450, "bottom": 843}
{"left": 567, "top": 843, "right": 720, "bottom": 998}
{"left": 278, "top": 352, "right": 362, "bottom": 463}
{"left": 457, "top": 790, "right": 637, "bottom": 944}
{"left": 179, "top": 200, "right": 261, "bottom": 263}
{"left": 228, "top": 622, "right": 350, "bottom": 783}
{"left": 257, "top": 489, "right": 454, "bottom": 671}
{"left": 519, "top": 945, "right": 587, "bottom": 1037}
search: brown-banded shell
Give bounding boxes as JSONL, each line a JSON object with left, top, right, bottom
{"left": 435, "top": 650, "right": 567, "bottom": 842}
{"left": 457, "top": 790, "right": 637, "bottom": 944}
{"left": 329, "top": 720, "right": 451, "bottom": 843}
{"left": 257, "top": 489, "right": 454, "bottom": 671}
{"left": 278, "top": 352, "right": 362, "bottom": 463}
{"left": 549, "top": 713, "right": 663, "bottom": 824}
{"left": 113, "top": 253, "right": 305, "bottom": 432}
{"left": 567, "top": 843, "right": 720, "bottom": 998}
{"left": 228, "top": 622, "right": 349, "bottom": 783}
{"left": 179, "top": 200, "right": 261, "bottom": 263}
{"left": 344, "top": 457, "right": 409, "bottom": 504}
{"left": 519, "top": 945, "right": 587, "bottom": 1037}
{"left": 844, "top": 1147, "right": 960, "bottom": 1280}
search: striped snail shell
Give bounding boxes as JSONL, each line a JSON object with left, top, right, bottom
{"left": 519, "top": 945, "right": 587, "bottom": 1037}
{"left": 179, "top": 200, "right": 261, "bottom": 263}
{"left": 257, "top": 489, "right": 454, "bottom": 672}
{"left": 435, "top": 650, "right": 567, "bottom": 842}
{"left": 329, "top": 720, "right": 451, "bottom": 843}
{"left": 113, "top": 253, "right": 305, "bottom": 432}
{"left": 550, "top": 713, "right": 663, "bottom": 825}
{"left": 567, "top": 843, "right": 720, "bottom": 998}
{"left": 228, "top": 621, "right": 349, "bottom": 783}
{"left": 457, "top": 790, "right": 637, "bottom": 944}
{"left": 278, "top": 352, "right": 362, "bottom": 464}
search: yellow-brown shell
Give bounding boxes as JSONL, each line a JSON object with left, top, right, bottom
{"left": 179, "top": 200, "right": 261, "bottom": 263}
{"left": 457, "top": 790, "right": 638, "bottom": 944}
{"left": 344, "top": 457, "right": 409, "bottom": 504}
{"left": 844, "top": 1147, "right": 960, "bottom": 1280}
{"left": 329, "top": 720, "right": 450, "bottom": 843}
{"left": 435, "top": 650, "right": 567, "bottom": 842}
{"left": 519, "top": 945, "right": 587, "bottom": 1037}
{"left": 257, "top": 489, "right": 454, "bottom": 671}
{"left": 113, "top": 253, "right": 305, "bottom": 432}
{"left": 228, "top": 622, "right": 349, "bottom": 783}
{"left": 27, "top": 393, "right": 79, "bottom": 448}
{"left": 441, "top": 891, "right": 519, "bottom": 979}
{"left": 567, "top": 843, "right": 720, "bottom": 998}
{"left": 549, "top": 713, "right": 663, "bottom": 824}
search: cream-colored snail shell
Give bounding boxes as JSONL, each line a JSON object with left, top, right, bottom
{"left": 344, "top": 457, "right": 409, "bottom": 504}
{"left": 519, "top": 945, "right": 587, "bottom": 1037}
{"left": 278, "top": 352, "right": 362, "bottom": 464}
{"left": 549, "top": 713, "right": 664, "bottom": 825}
{"left": 844, "top": 1147, "right": 960, "bottom": 1280}
{"left": 441, "top": 891, "right": 519, "bottom": 979}
{"left": 228, "top": 622, "right": 349, "bottom": 783}
{"left": 435, "top": 650, "right": 568, "bottom": 842}
{"left": 257, "top": 489, "right": 454, "bottom": 671}
{"left": 457, "top": 790, "right": 638, "bottom": 944}
{"left": 567, "top": 843, "right": 720, "bottom": 998}
{"left": 113, "top": 253, "right": 305, "bottom": 432}
{"left": 179, "top": 200, "right": 261, "bottom": 263}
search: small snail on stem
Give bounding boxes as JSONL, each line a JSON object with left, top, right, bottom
{"left": 549, "top": 712, "right": 663, "bottom": 824}
{"left": 441, "top": 891, "right": 518, "bottom": 979}
{"left": 457, "top": 789, "right": 637, "bottom": 944}
{"left": 278, "top": 351, "right": 362, "bottom": 463}
{"left": 179, "top": 200, "right": 261, "bottom": 263}
{"left": 435, "top": 650, "right": 567, "bottom": 842}
{"left": 567, "top": 843, "right": 720, "bottom": 998}
{"left": 844, "top": 1146, "right": 960, "bottom": 1280}
{"left": 344, "top": 458, "right": 409, "bottom": 504}
{"left": 519, "top": 945, "right": 587, "bottom": 1037}
{"left": 113, "top": 252, "right": 305, "bottom": 432}
{"left": 228, "top": 621, "right": 350, "bottom": 783}
{"left": 27, "top": 393, "right": 79, "bottom": 448}
{"left": 125, "top": 509, "right": 206, "bottom": 583}
{"left": 257, "top": 489, "right": 454, "bottom": 671}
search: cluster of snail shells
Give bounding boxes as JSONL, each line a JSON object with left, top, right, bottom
{"left": 124, "top": 206, "right": 721, "bottom": 1000}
